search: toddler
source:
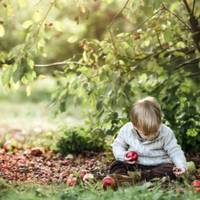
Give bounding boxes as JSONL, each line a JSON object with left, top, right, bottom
{"left": 103, "top": 96, "right": 187, "bottom": 190}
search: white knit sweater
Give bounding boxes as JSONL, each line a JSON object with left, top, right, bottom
{"left": 112, "top": 122, "right": 187, "bottom": 169}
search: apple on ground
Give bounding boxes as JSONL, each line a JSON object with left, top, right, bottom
{"left": 192, "top": 180, "right": 200, "bottom": 187}
{"left": 80, "top": 169, "right": 88, "bottom": 179}
{"left": 102, "top": 176, "right": 117, "bottom": 190}
{"left": 195, "top": 187, "right": 200, "bottom": 192}
{"left": 30, "top": 147, "right": 43, "bottom": 156}
{"left": 66, "top": 175, "right": 77, "bottom": 187}
{"left": 3, "top": 141, "right": 16, "bottom": 152}
{"left": 83, "top": 173, "right": 94, "bottom": 182}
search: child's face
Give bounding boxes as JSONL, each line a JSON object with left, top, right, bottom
{"left": 133, "top": 126, "right": 160, "bottom": 141}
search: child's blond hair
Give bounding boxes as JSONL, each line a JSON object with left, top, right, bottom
{"left": 130, "top": 96, "right": 161, "bottom": 136}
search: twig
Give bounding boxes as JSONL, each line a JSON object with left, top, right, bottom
{"left": 108, "top": 29, "right": 118, "bottom": 56}
{"left": 35, "top": 0, "right": 56, "bottom": 36}
{"left": 182, "top": 0, "right": 200, "bottom": 52}
{"left": 162, "top": 3, "right": 191, "bottom": 30}
{"left": 187, "top": 71, "right": 200, "bottom": 78}
{"left": 131, "top": 8, "right": 162, "bottom": 32}
{"left": 35, "top": 60, "right": 87, "bottom": 68}
{"left": 192, "top": 0, "right": 196, "bottom": 14}
{"left": 156, "top": 31, "right": 162, "bottom": 48}
{"left": 182, "top": 0, "right": 192, "bottom": 15}
{"left": 15, "top": 0, "right": 56, "bottom": 65}
{"left": 107, "top": 0, "right": 130, "bottom": 29}
{"left": 175, "top": 57, "right": 200, "bottom": 70}
{"left": 107, "top": 0, "right": 130, "bottom": 56}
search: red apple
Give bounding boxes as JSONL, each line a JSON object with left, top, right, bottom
{"left": 192, "top": 180, "right": 200, "bottom": 187}
{"left": 66, "top": 175, "right": 77, "bottom": 187}
{"left": 195, "top": 187, "right": 200, "bottom": 192}
{"left": 133, "top": 33, "right": 141, "bottom": 40}
{"left": 3, "top": 141, "right": 13, "bottom": 152}
{"left": 125, "top": 151, "right": 138, "bottom": 161}
{"left": 80, "top": 169, "right": 88, "bottom": 179}
{"left": 30, "top": 147, "right": 43, "bottom": 156}
{"left": 102, "top": 176, "right": 116, "bottom": 190}
{"left": 83, "top": 173, "right": 94, "bottom": 182}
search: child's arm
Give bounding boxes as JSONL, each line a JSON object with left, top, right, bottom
{"left": 112, "top": 126, "right": 129, "bottom": 161}
{"left": 163, "top": 128, "right": 187, "bottom": 171}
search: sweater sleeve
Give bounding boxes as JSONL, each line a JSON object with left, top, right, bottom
{"left": 111, "top": 125, "right": 129, "bottom": 161}
{"left": 163, "top": 128, "right": 187, "bottom": 169}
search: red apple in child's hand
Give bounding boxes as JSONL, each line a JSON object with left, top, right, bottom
{"left": 125, "top": 151, "right": 138, "bottom": 161}
{"left": 102, "top": 176, "right": 117, "bottom": 190}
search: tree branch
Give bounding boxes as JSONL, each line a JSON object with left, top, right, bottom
{"left": 107, "top": 0, "right": 131, "bottom": 56}
{"left": 35, "top": 61, "right": 87, "bottom": 68}
{"left": 162, "top": 3, "right": 191, "bottom": 30}
{"left": 131, "top": 8, "right": 162, "bottom": 32}
{"left": 175, "top": 57, "right": 200, "bottom": 70}
{"left": 187, "top": 71, "right": 200, "bottom": 78}
{"left": 182, "top": 0, "right": 200, "bottom": 52}
{"left": 107, "top": 0, "right": 130, "bottom": 29}
{"left": 192, "top": 0, "right": 196, "bottom": 14}
{"left": 182, "top": 0, "right": 192, "bottom": 15}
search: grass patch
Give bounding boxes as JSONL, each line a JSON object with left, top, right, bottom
{"left": 0, "top": 178, "right": 200, "bottom": 200}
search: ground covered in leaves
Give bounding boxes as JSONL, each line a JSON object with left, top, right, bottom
{"left": 0, "top": 148, "right": 113, "bottom": 185}
{"left": 0, "top": 128, "right": 200, "bottom": 200}
{"left": 0, "top": 147, "right": 200, "bottom": 200}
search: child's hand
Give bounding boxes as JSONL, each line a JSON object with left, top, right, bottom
{"left": 173, "top": 167, "right": 186, "bottom": 176}
{"left": 124, "top": 154, "right": 136, "bottom": 165}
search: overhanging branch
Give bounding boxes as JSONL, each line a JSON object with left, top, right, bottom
{"left": 35, "top": 61, "right": 87, "bottom": 68}
{"left": 175, "top": 57, "right": 200, "bottom": 70}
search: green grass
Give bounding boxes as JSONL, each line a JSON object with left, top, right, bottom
{"left": 0, "top": 178, "right": 200, "bottom": 200}
{"left": 0, "top": 75, "right": 84, "bottom": 131}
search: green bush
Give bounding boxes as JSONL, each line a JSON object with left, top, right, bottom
{"left": 57, "top": 127, "right": 106, "bottom": 155}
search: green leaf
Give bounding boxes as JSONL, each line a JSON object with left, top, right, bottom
{"left": 33, "top": 10, "right": 42, "bottom": 22}
{"left": 54, "top": 21, "right": 64, "bottom": 32}
{"left": 13, "top": 64, "right": 24, "bottom": 83}
{"left": 26, "top": 85, "right": 32, "bottom": 96}
{"left": 186, "top": 128, "right": 198, "bottom": 137}
{"left": 17, "top": 0, "right": 26, "bottom": 8}
{"left": 22, "top": 20, "right": 33, "bottom": 29}
{"left": 27, "top": 59, "right": 34, "bottom": 69}
{"left": 1, "top": 65, "right": 11, "bottom": 85}
{"left": 0, "top": 24, "right": 5, "bottom": 37}
{"left": 96, "top": 100, "right": 103, "bottom": 111}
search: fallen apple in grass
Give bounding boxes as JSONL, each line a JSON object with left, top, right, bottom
{"left": 66, "top": 175, "right": 77, "bottom": 187}
{"left": 125, "top": 151, "right": 138, "bottom": 161}
{"left": 192, "top": 180, "right": 200, "bottom": 187}
{"left": 83, "top": 173, "right": 94, "bottom": 182}
{"left": 102, "top": 176, "right": 117, "bottom": 190}
{"left": 80, "top": 169, "right": 88, "bottom": 179}
{"left": 2, "top": 141, "right": 16, "bottom": 152}
{"left": 195, "top": 187, "right": 200, "bottom": 192}
{"left": 192, "top": 180, "right": 200, "bottom": 192}
{"left": 30, "top": 147, "right": 43, "bottom": 157}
